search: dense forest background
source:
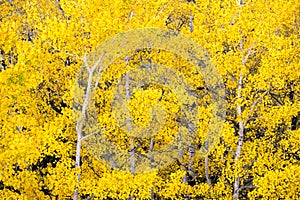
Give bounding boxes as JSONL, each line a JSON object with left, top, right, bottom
{"left": 0, "top": 0, "right": 299, "bottom": 199}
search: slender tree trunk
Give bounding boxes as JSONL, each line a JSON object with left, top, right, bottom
{"left": 150, "top": 138, "right": 155, "bottom": 200}
{"left": 73, "top": 53, "right": 105, "bottom": 200}
{"left": 126, "top": 70, "right": 135, "bottom": 200}
{"left": 183, "top": 144, "right": 195, "bottom": 200}
{"left": 187, "top": 144, "right": 195, "bottom": 183}
{"left": 232, "top": 21, "right": 255, "bottom": 197}
{"left": 205, "top": 156, "right": 212, "bottom": 186}
{"left": 126, "top": 72, "right": 135, "bottom": 175}
{"left": 129, "top": 140, "right": 135, "bottom": 175}
{"left": 74, "top": 137, "right": 81, "bottom": 200}
{"left": 178, "top": 130, "right": 185, "bottom": 178}
{"left": 74, "top": 70, "right": 93, "bottom": 200}
{"left": 178, "top": 130, "right": 188, "bottom": 200}
{"left": 233, "top": 72, "right": 245, "bottom": 200}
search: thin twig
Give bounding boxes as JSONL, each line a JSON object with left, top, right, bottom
{"left": 237, "top": 185, "right": 257, "bottom": 193}
{"left": 244, "top": 87, "right": 271, "bottom": 124}
{"left": 81, "top": 132, "right": 97, "bottom": 141}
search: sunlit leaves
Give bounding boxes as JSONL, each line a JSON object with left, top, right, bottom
{"left": 0, "top": 0, "right": 299, "bottom": 199}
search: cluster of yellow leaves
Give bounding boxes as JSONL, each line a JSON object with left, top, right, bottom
{"left": 0, "top": 0, "right": 299, "bottom": 199}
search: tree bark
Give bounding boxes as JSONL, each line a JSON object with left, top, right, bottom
{"left": 150, "top": 138, "right": 155, "bottom": 200}
{"left": 233, "top": 72, "right": 244, "bottom": 200}
{"left": 205, "top": 156, "right": 212, "bottom": 186}
{"left": 74, "top": 53, "right": 104, "bottom": 200}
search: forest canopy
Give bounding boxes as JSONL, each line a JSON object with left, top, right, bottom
{"left": 0, "top": 0, "right": 299, "bottom": 199}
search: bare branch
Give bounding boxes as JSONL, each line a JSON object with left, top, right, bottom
{"left": 83, "top": 53, "right": 90, "bottom": 71}
{"left": 270, "top": 92, "right": 284, "bottom": 105}
{"left": 128, "top": 140, "right": 142, "bottom": 152}
{"left": 245, "top": 87, "right": 271, "bottom": 124}
{"left": 242, "top": 46, "right": 254, "bottom": 65}
{"left": 81, "top": 132, "right": 97, "bottom": 141}
{"left": 237, "top": 185, "right": 257, "bottom": 193}
{"left": 92, "top": 51, "right": 106, "bottom": 71}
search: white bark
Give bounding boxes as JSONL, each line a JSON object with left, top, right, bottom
{"left": 232, "top": 14, "right": 256, "bottom": 195}
{"left": 74, "top": 53, "right": 105, "bottom": 200}
{"left": 233, "top": 70, "right": 269, "bottom": 200}
{"left": 233, "top": 41, "right": 245, "bottom": 200}
{"left": 233, "top": 71, "right": 244, "bottom": 200}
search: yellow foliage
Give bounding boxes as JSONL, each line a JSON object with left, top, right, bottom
{"left": 0, "top": 0, "right": 299, "bottom": 199}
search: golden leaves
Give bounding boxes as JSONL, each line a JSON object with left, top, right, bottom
{"left": 0, "top": 0, "right": 299, "bottom": 199}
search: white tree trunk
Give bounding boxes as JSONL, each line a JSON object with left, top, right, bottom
{"left": 233, "top": 71, "right": 244, "bottom": 200}
{"left": 73, "top": 53, "right": 104, "bottom": 200}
